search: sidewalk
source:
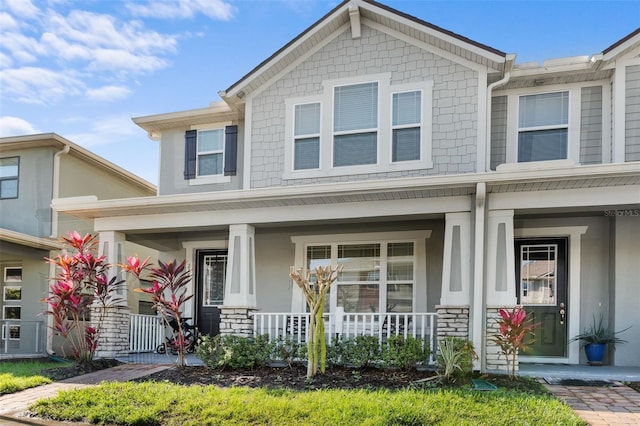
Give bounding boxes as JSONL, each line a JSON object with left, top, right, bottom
{"left": 544, "top": 382, "right": 640, "bottom": 426}
{"left": 0, "top": 363, "right": 170, "bottom": 421}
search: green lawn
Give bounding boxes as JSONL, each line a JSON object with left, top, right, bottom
{"left": 0, "top": 359, "right": 72, "bottom": 395}
{"left": 31, "top": 381, "right": 585, "bottom": 426}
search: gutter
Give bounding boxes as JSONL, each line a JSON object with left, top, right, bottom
{"left": 485, "top": 54, "right": 515, "bottom": 172}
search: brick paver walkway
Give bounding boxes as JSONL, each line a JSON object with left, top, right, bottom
{"left": 0, "top": 363, "right": 170, "bottom": 418}
{"left": 545, "top": 382, "right": 640, "bottom": 425}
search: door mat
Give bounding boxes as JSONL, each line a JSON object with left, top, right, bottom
{"left": 544, "top": 378, "right": 612, "bottom": 386}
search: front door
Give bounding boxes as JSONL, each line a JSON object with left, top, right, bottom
{"left": 195, "top": 250, "right": 227, "bottom": 337}
{"left": 515, "top": 238, "right": 568, "bottom": 357}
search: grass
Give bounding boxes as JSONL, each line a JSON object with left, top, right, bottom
{"left": 0, "top": 358, "right": 72, "bottom": 395}
{"left": 30, "top": 381, "right": 586, "bottom": 426}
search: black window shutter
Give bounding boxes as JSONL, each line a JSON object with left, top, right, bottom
{"left": 184, "top": 130, "right": 197, "bottom": 180}
{"left": 224, "top": 125, "right": 238, "bottom": 176}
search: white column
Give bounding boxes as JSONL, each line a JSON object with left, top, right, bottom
{"left": 224, "top": 224, "right": 257, "bottom": 307}
{"left": 485, "top": 210, "right": 517, "bottom": 306}
{"left": 471, "top": 183, "right": 486, "bottom": 370}
{"left": 440, "top": 212, "right": 471, "bottom": 305}
{"left": 98, "top": 231, "right": 127, "bottom": 299}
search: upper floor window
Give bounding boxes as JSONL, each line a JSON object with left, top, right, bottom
{"left": 392, "top": 90, "right": 422, "bottom": 162}
{"left": 294, "top": 103, "right": 321, "bottom": 170}
{"left": 285, "top": 74, "right": 433, "bottom": 179}
{"left": 518, "top": 92, "right": 569, "bottom": 162}
{"left": 333, "top": 82, "right": 378, "bottom": 167}
{"left": 0, "top": 157, "right": 19, "bottom": 199}
{"left": 197, "top": 129, "right": 224, "bottom": 176}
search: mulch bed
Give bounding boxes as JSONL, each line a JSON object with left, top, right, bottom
{"left": 43, "top": 359, "right": 122, "bottom": 381}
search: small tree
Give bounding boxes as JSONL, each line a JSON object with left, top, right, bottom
{"left": 289, "top": 265, "right": 342, "bottom": 378}
{"left": 123, "top": 257, "right": 193, "bottom": 367}
{"left": 492, "top": 306, "right": 539, "bottom": 379}
{"left": 44, "top": 232, "right": 124, "bottom": 364}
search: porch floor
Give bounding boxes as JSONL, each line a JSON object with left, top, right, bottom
{"left": 519, "top": 363, "right": 640, "bottom": 382}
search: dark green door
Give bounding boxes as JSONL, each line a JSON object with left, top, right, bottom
{"left": 515, "top": 238, "right": 568, "bottom": 357}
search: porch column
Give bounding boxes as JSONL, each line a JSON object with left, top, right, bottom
{"left": 95, "top": 231, "right": 130, "bottom": 358}
{"left": 436, "top": 212, "right": 471, "bottom": 344}
{"left": 484, "top": 210, "right": 516, "bottom": 374}
{"left": 221, "top": 224, "right": 257, "bottom": 337}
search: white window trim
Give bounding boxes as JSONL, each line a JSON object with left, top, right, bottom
{"left": 189, "top": 123, "right": 232, "bottom": 185}
{"left": 3, "top": 267, "right": 22, "bottom": 282}
{"left": 504, "top": 83, "right": 586, "bottom": 165}
{"left": 290, "top": 230, "right": 431, "bottom": 313}
{"left": 292, "top": 100, "right": 322, "bottom": 171}
{"left": 283, "top": 74, "right": 433, "bottom": 180}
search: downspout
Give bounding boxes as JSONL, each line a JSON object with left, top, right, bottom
{"left": 473, "top": 55, "right": 514, "bottom": 370}
{"left": 484, "top": 54, "right": 515, "bottom": 172}
{"left": 47, "top": 143, "right": 70, "bottom": 355}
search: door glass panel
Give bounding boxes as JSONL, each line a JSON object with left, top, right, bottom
{"left": 202, "top": 253, "right": 227, "bottom": 306}
{"left": 520, "top": 244, "right": 557, "bottom": 306}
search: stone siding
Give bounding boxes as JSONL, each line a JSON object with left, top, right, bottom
{"left": 250, "top": 24, "right": 478, "bottom": 188}
{"left": 435, "top": 305, "right": 469, "bottom": 340}
{"left": 485, "top": 306, "right": 515, "bottom": 374}
{"left": 219, "top": 307, "right": 256, "bottom": 338}
{"left": 93, "top": 306, "right": 130, "bottom": 358}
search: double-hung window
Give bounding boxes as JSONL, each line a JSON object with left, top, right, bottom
{"left": 294, "top": 103, "right": 321, "bottom": 170}
{"left": 0, "top": 157, "right": 19, "bottom": 199}
{"left": 197, "top": 129, "right": 224, "bottom": 176}
{"left": 304, "top": 241, "right": 415, "bottom": 313}
{"left": 333, "top": 82, "right": 378, "bottom": 167}
{"left": 517, "top": 92, "right": 569, "bottom": 162}
{"left": 392, "top": 90, "right": 422, "bottom": 162}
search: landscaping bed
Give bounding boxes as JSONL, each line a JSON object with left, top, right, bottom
{"left": 135, "top": 363, "right": 548, "bottom": 394}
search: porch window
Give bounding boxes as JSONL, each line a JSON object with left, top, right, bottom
{"left": 517, "top": 92, "right": 569, "bottom": 162}
{"left": 3, "top": 306, "right": 21, "bottom": 340}
{"left": 304, "top": 241, "right": 415, "bottom": 313}
{"left": 0, "top": 157, "right": 19, "bottom": 199}
{"left": 333, "top": 82, "right": 378, "bottom": 167}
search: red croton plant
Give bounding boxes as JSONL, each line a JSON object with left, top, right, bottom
{"left": 44, "top": 232, "right": 124, "bottom": 365}
{"left": 492, "top": 306, "right": 540, "bottom": 379}
{"left": 123, "top": 256, "right": 193, "bottom": 367}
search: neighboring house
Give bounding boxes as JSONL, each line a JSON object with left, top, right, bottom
{"left": 0, "top": 133, "right": 157, "bottom": 358}
{"left": 53, "top": 0, "right": 639, "bottom": 371}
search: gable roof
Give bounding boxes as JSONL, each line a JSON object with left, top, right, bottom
{"left": 0, "top": 133, "right": 156, "bottom": 194}
{"left": 220, "top": 0, "right": 506, "bottom": 105}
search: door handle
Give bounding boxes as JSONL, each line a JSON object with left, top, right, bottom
{"left": 559, "top": 302, "right": 565, "bottom": 325}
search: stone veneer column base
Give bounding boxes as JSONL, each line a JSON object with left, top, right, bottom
{"left": 485, "top": 306, "right": 517, "bottom": 374}
{"left": 435, "top": 305, "right": 470, "bottom": 341}
{"left": 92, "top": 306, "right": 130, "bottom": 358}
{"left": 219, "top": 307, "right": 257, "bottom": 338}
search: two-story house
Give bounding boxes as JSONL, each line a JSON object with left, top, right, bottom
{"left": 0, "top": 133, "right": 157, "bottom": 358}
{"left": 53, "top": 0, "right": 639, "bottom": 371}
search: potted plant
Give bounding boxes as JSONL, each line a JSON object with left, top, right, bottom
{"left": 570, "top": 315, "right": 630, "bottom": 365}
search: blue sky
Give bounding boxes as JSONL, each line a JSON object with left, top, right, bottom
{"left": 1, "top": 0, "right": 638, "bottom": 185}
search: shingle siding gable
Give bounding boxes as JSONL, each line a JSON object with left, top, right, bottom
{"left": 580, "top": 86, "right": 603, "bottom": 165}
{"left": 626, "top": 64, "right": 640, "bottom": 162}
{"left": 249, "top": 25, "right": 479, "bottom": 189}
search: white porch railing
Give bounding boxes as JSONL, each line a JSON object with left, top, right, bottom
{"left": 0, "top": 320, "right": 45, "bottom": 358}
{"left": 253, "top": 312, "right": 438, "bottom": 364}
{"left": 129, "top": 314, "right": 164, "bottom": 353}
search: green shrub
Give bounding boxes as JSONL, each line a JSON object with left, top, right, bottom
{"left": 437, "top": 337, "right": 477, "bottom": 382}
{"left": 270, "top": 335, "right": 304, "bottom": 366}
{"left": 339, "top": 335, "right": 381, "bottom": 368}
{"left": 381, "top": 335, "right": 429, "bottom": 369}
{"left": 196, "top": 334, "right": 273, "bottom": 369}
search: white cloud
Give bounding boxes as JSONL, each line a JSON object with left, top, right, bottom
{"left": 88, "top": 49, "right": 168, "bottom": 73}
{"left": 0, "top": 12, "right": 20, "bottom": 31}
{"left": 0, "top": 52, "right": 13, "bottom": 68}
{"left": 0, "top": 116, "right": 39, "bottom": 136}
{"left": 1, "top": 67, "right": 84, "bottom": 104}
{"left": 67, "top": 115, "right": 140, "bottom": 147}
{"left": 0, "top": 32, "right": 47, "bottom": 65}
{"left": 3, "top": 0, "right": 40, "bottom": 19}
{"left": 86, "top": 85, "right": 132, "bottom": 102}
{"left": 127, "top": 0, "right": 235, "bottom": 20}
